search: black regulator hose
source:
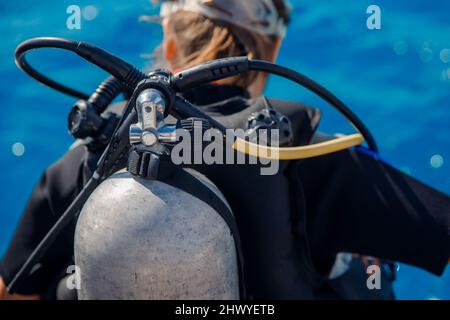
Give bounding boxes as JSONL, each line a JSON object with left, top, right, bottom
{"left": 88, "top": 76, "right": 124, "bottom": 114}
{"left": 248, "top": 60, "right": 378, "bottom": 152}
{"left": 172, "top": 57, "right": 378, "bottom": 152}
{"left": 15, "top": 37, "right": 147, "bottom": 99}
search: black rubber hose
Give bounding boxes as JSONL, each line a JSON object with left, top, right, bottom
{"left": 172, "top": 96, "right": 228, "bottom": 133}
{"left": 247, "top": 60, "right": 379, "bottom": 152}
{"left": 88, "top": 76, "right": 124, "bottom": 114}
{"left": 15, "top": 38, "right": 89, "bottom": 99}
{"left": 172, "top": 58, "right": 378, "bottom": 152}
{"left": 14, "top": 37, "right": 147, "bottom": 99}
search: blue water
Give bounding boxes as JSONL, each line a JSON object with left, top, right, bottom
{"left": 0, "top": 1, "right": 449, "bottom": 299}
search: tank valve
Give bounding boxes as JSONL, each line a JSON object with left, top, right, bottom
{"left": 129, "top": 88, "right": 166, "bottom": 146}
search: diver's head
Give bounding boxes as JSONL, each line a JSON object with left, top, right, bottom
{"left": 152, "top": 0, "right": 291, "bottom": 97}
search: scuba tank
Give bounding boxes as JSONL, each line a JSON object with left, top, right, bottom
{"left": 75, "top": 169, "right": 239, "bottom": 300}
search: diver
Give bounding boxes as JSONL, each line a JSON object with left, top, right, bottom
{"left": 1, "top": 0, "right": 449, "bottom": 300}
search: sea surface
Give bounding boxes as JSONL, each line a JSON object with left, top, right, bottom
{"left": 0, "top": 0, "right": 449, "bottom": 299}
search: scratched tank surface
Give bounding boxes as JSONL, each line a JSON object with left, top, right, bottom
{"left": 75, "top": 170, "right": 239, "bottom": 300}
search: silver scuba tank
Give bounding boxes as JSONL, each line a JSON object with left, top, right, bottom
{"left": 74, "top": 169, "right": 239, "bottom": 300}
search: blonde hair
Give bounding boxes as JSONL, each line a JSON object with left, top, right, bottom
{"left": 165, "top": 8, "right": 286, "bottom": 88}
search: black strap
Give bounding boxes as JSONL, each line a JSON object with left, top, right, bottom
{"left": 128, "top": 149, "right": 247, "bottom": 299}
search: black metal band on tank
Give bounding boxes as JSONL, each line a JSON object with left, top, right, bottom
{"left": 127, "top": 149, "right": 247, "bottom": 299}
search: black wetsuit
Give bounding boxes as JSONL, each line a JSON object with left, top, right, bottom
{"left": 1, "top": 85, "right": 449, "bottom": 299}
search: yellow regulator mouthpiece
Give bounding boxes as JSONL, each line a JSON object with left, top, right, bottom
{"left": 232, "top": 133, "right": 365, "bottom": 160}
